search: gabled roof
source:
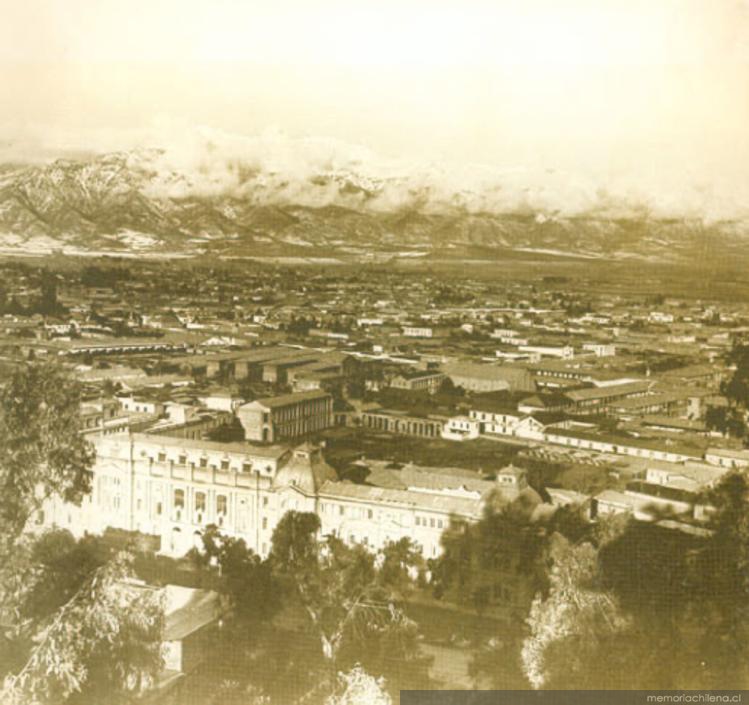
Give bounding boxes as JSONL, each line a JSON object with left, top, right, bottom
{"left": 164, "top": 585, "right": 222, "bottom": 641}
{"left": 565, "top": 381, "right": 652, "bottom": 402}
{"left": 318, "top": 480, "right": 483, "bottom": 518}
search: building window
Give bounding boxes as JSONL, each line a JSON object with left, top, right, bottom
{"left": 262, "top": 517, "right": 268, "bottom": 530}
{"left": 156, "top": 502, "right": 162, "bottom": 516}
{"left": 242, "top": 462, "right": 252, "bottom": 473}
{"left": 221, "top": 459, "right": 229, "bottom": 471}
{"left": 339, "top": 506, "right": 345, "bottom": 516}
{"left": 174, "top": 489, "right": 185, "bottom": 509}
{"left": 200, "top": 457, "right": 208, "bottom": 468}
{"left": 158, "top": 452, "right": 166, "bottom": 463}
{"left": 415, "top": 517, "right": 421, "bottom": 526}
{"left": 367, "top": 509, "right": 373, "bottom": 519}
{"left": 179, "top": 455, "right": 187, "bottom": 465}
{"left": 195, "top": 492, "right": 206, "bottom": 513}
{"left": 217, "top": 495, "right": 227, "bottom": 515}
{"left": 263, "top": 496, "right": 269, "bottom": 507}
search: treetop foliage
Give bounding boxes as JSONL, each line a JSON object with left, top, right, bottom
{"left": 0, "top": 362, "right": 95, "bottom": 546}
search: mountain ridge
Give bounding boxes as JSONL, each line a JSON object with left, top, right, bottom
{"left": 0, "top": 151, "right": 746, "bottom": 264}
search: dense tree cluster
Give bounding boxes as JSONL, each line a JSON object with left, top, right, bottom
{"left": 0, "top": 362, "right": 95, "bottom": 547}
{"left": 706, "top": 344, "right": 749, "bottom": 441}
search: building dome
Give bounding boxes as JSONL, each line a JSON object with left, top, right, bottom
{"left": 273, "top": 443, "right": 338, "bottom": 495}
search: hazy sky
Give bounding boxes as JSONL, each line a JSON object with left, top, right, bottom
{"left": 1, "top": 0, "right": 748, "bottom": 216}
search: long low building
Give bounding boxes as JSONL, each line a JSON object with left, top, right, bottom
{"left": 543, "top": 425, "right": 704, "bottom": 464}
{"left": 442, "top": 361, "right": 536, "bottom": 393}
{"left": 563, "top": 380, "right": 654, "bottom": 414}
{"left": 361, "top": 408, "right": 447, "bottom": 438}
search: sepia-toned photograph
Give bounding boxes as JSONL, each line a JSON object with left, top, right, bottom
{"left": 1, "top": 1, "right": 748, "bottom": 703}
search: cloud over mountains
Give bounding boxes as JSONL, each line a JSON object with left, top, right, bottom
{"left": 4, "top": 125, "right": 748, "bottom": 224}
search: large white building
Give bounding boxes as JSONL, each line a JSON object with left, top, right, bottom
{"left": 39, "top": 432, "right": 527, "bottom": 560}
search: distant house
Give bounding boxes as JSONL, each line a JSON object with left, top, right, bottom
{"left": 592, "top": 489, "right": 638, "bottom": 518}
{"left": 441, "top": 415, "right": 481, "bottom": 441}
{"left": 388, "top": 369, "right": 446, "bottom": 394}
{"left": 361, "top": 408, "right": 446, "bottom": 438}
{"left": 118, "top": 396, "right": 166, "bottom": 416}
{"left": 657, "top": 364, "right": 723, "bottom": 389}
{"left": 644, "top": 461, "right": 728, "bottom": 493}
{"left": 518, "top": 344, "right": 575, "bottom": 360}
{"left": 518, "top": 394, "right": 570, "bottom": 415}
{"left": 562, "top": 380, "right": 654, "bottom": 414}
{"left": 705, "top": 447, "right": 749, "bottom": 469}
{"left": 402, "top": 325, "right": 450, "bottom": 338}
{"left": 546, "top": 487, "right": 591, "bottom": 508}
{"left": 514, "top": 416, "right": 546, "bottom": 441}
{"left": 469, "top": 402, "right": 523, "bottom": 436}
{"left": 198, "top": 390, "right": 244, "bottom": 413}
{"left": 442, "top": 361, "right": 535, "bottom": 393}
{"left": 582, "top": 343, "right": 616, "bottom": 357}
{"left": 686, "top": 392, "right": 728, "bottom": 421}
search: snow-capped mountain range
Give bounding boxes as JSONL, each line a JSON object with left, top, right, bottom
{"left": 0, "top": 144, "right": 746, "bottom": 263}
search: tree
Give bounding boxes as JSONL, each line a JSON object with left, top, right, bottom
{"left": 1, "top": 551, "right": 164, "bottom": 705}
{"left": 438, "top": 377, "right": 464, "bottom": 398}
{"left": 189, "top": 524, "right": 282, "bottom": 628}
{"left": 434, "top": 504, "right": 548, "bottom": 618}
{"left": 521, "top": 535, "right": 630, "bottom": 689}
{"left": 270, "top": 512, "right": 431, "bottom": 692}
{"left": 693, "top": 472, "right": 749, "bottom": 686}
{"left": 0, "top": 362, "right": 95, "bottom": 548}
{"left": 13, "top": 530, "right": 109, "bottom": 625}
{"left": 594, "top": 520, "right": 706, "bottom": 688}
{"left": 708, "top": 345, "right": 749, "bottom": 440}
{"left": 705, "top": 406, "right": 746, "bottom": 440}
{"left": 325, "top": 665, "right": 391, "bottom": 705}
{"left": 723, "top": 346, "right": 749, "bottom": 408}
{"left": 38, "top": 271, "right": 61, "bottom": 316}
{"left": 377, "top": 538, "right": 425, "bottom": 599}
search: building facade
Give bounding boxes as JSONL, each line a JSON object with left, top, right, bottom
{"left": 237, "top": 390, "right": 333, "bottom": 443}
{"left": 39, "top": 433, "right": 525, "bottom": 561}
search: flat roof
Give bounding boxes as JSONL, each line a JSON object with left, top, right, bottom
{"left": 243, "top": 389, "right": 331, "bottom": 409}
{"left": 124, "top": 432, "right": 290, "bottom": 459}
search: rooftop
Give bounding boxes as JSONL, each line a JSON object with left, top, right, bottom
{"left": 122, "top": 432, "right": 290, "bottom": 459}
{"left": 243, "top": 389, "right": 331, "bottom": 409}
